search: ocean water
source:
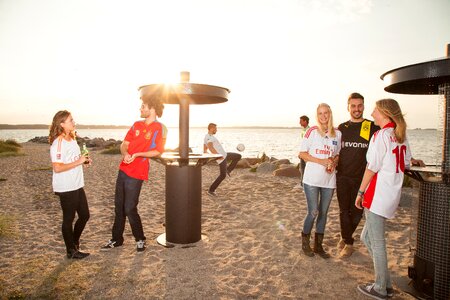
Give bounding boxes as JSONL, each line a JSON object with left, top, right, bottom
{"left": 0, "top": 128, "right": 442, "bottom": 165}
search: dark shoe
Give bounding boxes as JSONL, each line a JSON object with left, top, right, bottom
{"left": 386, "top": 287, "right": 394, "bottom": 298}
{"left": 67, "top": 250, "right": 90, "bottom": 259}
{"left": 301, "top": 232, "right": 314, "bottom": 257}
{"left": 101, "top": 240, "right": 122, "bottom": 251}
{"left": 357, "top": 283, "right": 387, "bottom": 300}
{"left": 313, "top": 233, "right": 330, "bottom": 259}
{"left": 136, "top": 240, "right": 146, "bottom": 253}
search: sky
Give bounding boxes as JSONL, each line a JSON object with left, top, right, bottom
{"left": 0, "top": 0, "right": 449, "bottom": 129}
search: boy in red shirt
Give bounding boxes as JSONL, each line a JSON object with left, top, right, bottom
{"left": 101, "top": 96, "right": 165, "bottom": 253}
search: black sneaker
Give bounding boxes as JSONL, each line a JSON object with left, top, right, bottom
{"left": 67, "top": 250, "right": 90, "bottom": 259}
{"left": 101, "top": 240, "right": 122, "bottom": 251}
{"left": 386, "top": 287, "right": 394, "bottom": 298}
{"left": 136, "top": 240, "right": 146, "bottom": 253}
{"left": 357, "top": 283, "right": 387, "bottom": 300}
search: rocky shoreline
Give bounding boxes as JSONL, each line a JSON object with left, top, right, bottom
{"left": 28, "top": 136, "right": 301, "bottom": 178}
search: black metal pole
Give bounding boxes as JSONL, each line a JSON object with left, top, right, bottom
{"left": 179, "top": 96, "right": 189, "bottom": 160}
{"left": 179, "top": 71, "right": 190, "bottom": 161}
{"left": 441, "top": 83, "right": 450, "bottom": 184}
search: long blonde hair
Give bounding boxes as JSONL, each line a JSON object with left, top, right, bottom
{"left": 376, "top": 99, "right": 407, "bottom": 143}
{"left": 316, "top": 103, "right": 336, "bottom": 137}
{"left": 48, "top": 110, "right": 75, "bottom": 144}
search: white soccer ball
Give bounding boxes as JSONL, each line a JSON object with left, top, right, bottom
{"left": 236, "top": 143, "right": 245, "bottom": 152}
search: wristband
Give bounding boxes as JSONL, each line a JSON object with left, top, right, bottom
{"left": 357, "top": 190, "right": 365, "bottom": 196}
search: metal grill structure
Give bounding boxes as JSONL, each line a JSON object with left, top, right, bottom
{"left": 139, "top": 72, "right": 229, "bottom": 246}
{"left": 381, "top": 45, "right": 450, "bottom": 299}
{"left": 413, "top": 182, "right": 450, "bottom": 298}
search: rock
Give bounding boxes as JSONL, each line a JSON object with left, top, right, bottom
{"left": 273, "top": 159, "right": 291, "bottom": 166}
{"left": 236, "top": 159, "right": 251, "bottom": 168}
{"left": 29, "top": 135, "right": 123, "bottom": 150}
{"left": 256, "top": 162, "right": 277, "bottom": 173}
{"left": 277, "top": 163, "right": 292, "bottom": 169}
{"left": 273, "top": 166, "right": 301, "bottom": 178}
{"left": 246, "top": 158, "right": 262, "bottom": 165}
{"left": 28, "top": 136, "right": 48, "bottom": 144}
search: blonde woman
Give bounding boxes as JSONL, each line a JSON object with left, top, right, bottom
{"left": 299, "top": 103, "right": 341, "bottom": 258}
{"left": 355, "top": 99, "right": 411, "bottom": 299}
{"left": 49, "top": 110, "right": 91, "bottom": 259}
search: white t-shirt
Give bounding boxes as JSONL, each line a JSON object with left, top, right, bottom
{"left": 300, "top": 126, "right": 342, "bottom": 188}
{"left": 50, "top": 137, "right": 84, "bottom": 193}
{"left": 204, "top": 134, "right": 227, "bottom": 164}
{"left": 362, "top": 124, "right": 411, "bottom": 219}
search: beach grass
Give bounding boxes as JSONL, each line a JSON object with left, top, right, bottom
{"left": 0, "top": 139, "right": 24, "bottom": 157}
{"left": 100, "top": 145, "right": 121, "bottom": 155}
{"left": 31, "top": 166, "right": 53, "bottom": 171}
{"left": 0, "top": 214, "right": 16, "bottom": 237}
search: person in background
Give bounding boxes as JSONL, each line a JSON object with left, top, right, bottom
{"left": 49, "top": 110, "right": 91, "bottom": 259}
{"left": 299, "top": 103, "right": 341, "bottom": 258}
{"left": 336, "top": 92, "right": 380, "bottom": 258}
{"left": 204, "top": 123, "right": 242, "bottom": 197}
{"left": 101, "top": 96, "right": 165, "bottom": 253}
{"left": 295, "top": 115, "right": 310, "bottom": 189}
{"left": 355, "top": 99, "right": 411, "bottom": 299}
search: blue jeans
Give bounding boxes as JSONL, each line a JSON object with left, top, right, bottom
{"left": 302, "top": 184, "right": 334, "bottom": 234}
{"left": 361, "top": 209, "right": 391, "bottom": 296}
{"left": 112, "top": 170, "right": 145, "bottom": 243}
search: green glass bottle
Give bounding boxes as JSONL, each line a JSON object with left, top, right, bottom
{"left": 81, "top": 143, "right": 89, "bottom": 164}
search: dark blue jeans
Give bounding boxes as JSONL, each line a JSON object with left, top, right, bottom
{"left": 112, "top": 170, "right": 145, "bottom": 243}
{"left": 57, "top": 188, "right": 90, "bottom": 253}
{"left": 209, "top": 152, "right": 242, "bottom": 192}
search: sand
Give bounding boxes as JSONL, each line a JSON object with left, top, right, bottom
{"left": 0, "top": 143, "right": 416, "bottom": 299}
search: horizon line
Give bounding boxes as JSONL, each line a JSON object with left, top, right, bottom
{"left": 0, "top": 124, "right": 438, "bottom": 130}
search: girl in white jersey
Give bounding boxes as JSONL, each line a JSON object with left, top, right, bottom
{"left": 355, "top": 99, "right": 411, "bottom": 299}
{"left": 49, "top": 110, "right": 91, "bottom": 259}
{"left": 299, "top": 103, "right": 341, "bottom": 258}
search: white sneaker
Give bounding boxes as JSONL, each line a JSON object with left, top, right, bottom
{"left": 136, "top": 240, "right": 146, "bottom": 253}
{"left": 293, "top": 183, "right": 303, "bottom": 190}
{"left": 207, "top": 190, "right": 218, "bottom": 197}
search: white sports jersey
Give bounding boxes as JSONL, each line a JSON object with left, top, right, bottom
{"left": 362, "top": 123, "right": 411, "bottom": 219}
{"left": 300, "top": 126, "right": 342, "bottom": 188}
{"left": 204, "top": 134, "right": 227, "bottom": 164}
{"left": 50, "top": 137, "right": 84, "bottom": 193}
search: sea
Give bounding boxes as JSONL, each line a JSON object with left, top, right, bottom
{"left": 0, "top": 128, "right": 442, "bottom": 166}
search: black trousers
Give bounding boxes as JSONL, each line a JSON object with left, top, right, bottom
{"left": 57, "top": 188, "right": 90, "bottom": 253}
{"left": 112, "top": 170, "right": 145, "bottom": 243}
{"left": 336, "top": 175, "right": 363, "bottom": 245}
{"left": 209, "top": 152, "right": 242, "bottom": 192}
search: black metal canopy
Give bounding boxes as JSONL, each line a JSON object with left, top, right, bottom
{"left": 380, "top": 56, "right": 450, "bottom": 95}
{"left": 138, "top": 83, "right": 230, "bottom": 104}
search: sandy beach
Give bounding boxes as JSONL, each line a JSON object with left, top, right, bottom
{"left": 0, "top": 143, "right": 416, "bottom": 299}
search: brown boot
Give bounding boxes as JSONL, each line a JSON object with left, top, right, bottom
{"left": 336, "top": 238, "right": 345, "bottom": 251}
{"left": 301, "top": 232, "right": 314, "bottom": 257}
{"left": 339, "top": 244, "right": 354, "bottom": 258}
{"left": 313, "top": 233, "right": 330, "bottom": 259}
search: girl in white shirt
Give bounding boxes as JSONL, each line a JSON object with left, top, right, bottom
{"left": 355, "top": 99, "right": 411, "bottom": 299}
{"left": 299, "top": 103, "right": 341, "bottom": 258}
{"left": 49, "top": 110, "right": 91, "bottom": 259}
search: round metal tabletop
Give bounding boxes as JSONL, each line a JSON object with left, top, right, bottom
{"left": 138, "top": 83, "right": 230, "bottom": 104}
{"left": 380, "top": 57, "right": 450, "bottom": 95}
